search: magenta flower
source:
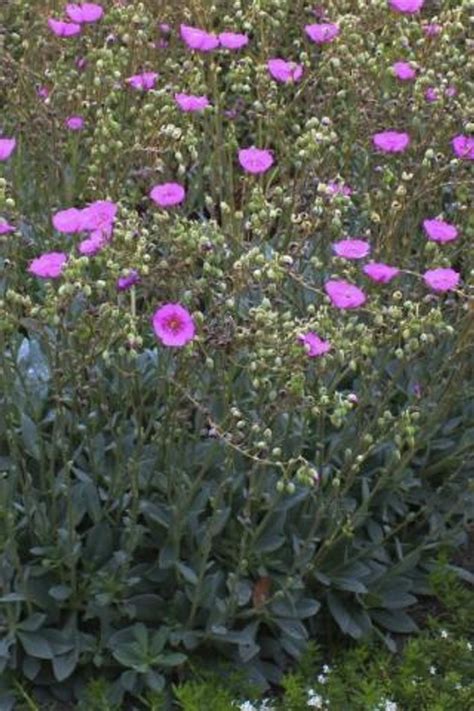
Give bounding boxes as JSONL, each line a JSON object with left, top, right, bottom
{"left": 116, "top": 269, "right": 140, "bottom": 291}
{"left": 305, "top": 23, "right": 340, "bottom": 44}
{"left": 65, "top": 3, "right": 103, "bottom": 23}
{"left": 80, "top": 200, "right": 117, "bottom": 231}
{"left": 424, "top": 87, "right": 439, "bottom": 103}
{"left": 218, "top": 31, "right": 249, "bottom": 50}
{"left": 392, "top": 61, "right": 416, "bottom": 81}
{"left": 423, "top": 23, "right": 442, "bottom": 37}
{"left": 389, "top": 0, "right": 424, "bottom": 13}
{"left": 298, "top": 332, "right": 331, "bottom": 357}
{"left": 372, "top": 130, "right": 410, "bottom": 153}
{"left": 28, "top": 252, "right": 68, "bottom": 279}
{"left": 333, "top": 239, "right": 371, "bottom": 260}
{"left": 267, "top": 58, "right": 303, "bottom": 83}
{"left": 445, "top": 86, "right": 457, "bottom": 99}
{"left": 0, "top": 220, "right": 15, "bottom": 234}
{"left": 423, "top": 267, "right": 460, "bottom": 293}
{"left": 324, "top": 279, "right": 367, "bottom": 309}
{"left": 47, "top": 19, "right": 82, "bottom": 37}
{"left": 52, "top": 207, "right": 84, "bottom": 233}
{"left": 78, "top": 228, "right": 111, "bottom": 256}
{"left": 238, "top": 147, "right": 274, "bottom": 174}
{"left": 363, "top": 262, "right": 400, "bottom": 284}
{"left": 451, "top": 135, "right": 474, "bottom": 161}
{"left": 126, "top": 72, "right": 159, "bottom": 91}
{"left": 174, "top": 93, "right": 210, "bottom": 112}
{"left": 37, "top": 85, "right": 50, "bottom": 101}
{"left": 152, "top": 303, "right": 196, "bottom": 347}
{"left": 65, "top": 115, "right": 85, "bottom": 131}
{"left": 423, "top": 219, "right": 458, "bottom": 244}
{"left": 0, "top": 138, "right": 16, "bottom": 161}
{"left": 150, "top": 182, "right": 186, "bottom": 207}
{"left": 180, "top": 25, "right": 219, "bottom": 52}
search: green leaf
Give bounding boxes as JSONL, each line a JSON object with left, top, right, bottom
{"left": 21, "top": 413, "right": 40, "bottom": 460}
{"left": 327, "top": 593, "right": 363, "bottom": 639}
{"left": 157, "top": 652, "right": 187, "bottom": 668}
{"left": 48, "top": 585, "right": 72, "bottom": 602}
{"left": 17, "top": 632, "right": 54, "bottom": 659}
{"left": 176, "top": 562, "right": 198, "bottom": 585}
{"left": 371, "top": 609, "right": 418, "bottom": 634}
{"left": 52, "top": 649, "right": 78, "bottom": 682}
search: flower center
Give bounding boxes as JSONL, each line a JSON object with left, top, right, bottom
{"left": 166, "top": 316, "right": 183, "bottom": 333}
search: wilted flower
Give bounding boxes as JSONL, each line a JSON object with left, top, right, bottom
{"left": 47, "top": 19, "right": 82, "bottom": 37}
{"left": 28, "top": 252, "right": 68, "bottom": 278}
{"left": 0, "top": 220, "right": 15, "bottom": 234}
{"left": 422, "top": 23, "right": 442, "bottom": 37}
{"left": 326, "top": 180, "right": 352, "bottom": 197}
{"left": 451, "top": 135, "right": 474, "bottom": 160}
{"left": 389, "top": 0, "right": 424, "bottom": 13}
{"left": 116, "top": 269, "right": 140, "bottom": 291}
{"left": 363, "top": 262, "right": 400, "bottom": 283}
{"left": 392, "top": 61, "right": 417, "bottom": 81}
{"left": 65, "top": 115, "right": 85, "bottom": 130}
{"left": 423, "top": 267, "right": 460, "bottom": 292}
{"left": 445, "top": 86, "right": 457, "bottom": 98}
{"left": 424, "top": 87, "right": 439, "bottom": 103}
{"left": 238, "top": 147, "right": 274, "bottom": 174}
{"left": 36, "top": 85, "right": 50, "bottom": 100}
{"left": 152, "top": 303, "right": 196, "bottom": 347}
{"left": 126, "top": 72, "right": 159, "bottom": 91}
{"left": 423, "top": 218, "right": 458, "bottom": 243}
{"left": 267, "top": 58, "right": 303, "bottom": 83}
{"left": 0, "top": 137, "right": 16, "bottom": 160}
{"left": 325, "top": 279, "right": 367, "bottom": 309}
{"left": 298, "top": 332, "right": 331, "bottom": 357}
{"left": 333, "top": 239, "right": 371, "bottom": 260}
{"left": 218, "top": 31, "right": 249, "bottom": 49}
{"left": 305, "top": 23, "right": 340, "bottom": 44}
{"left": 372, "top": 130, "right": 410, "bottom": 153}
{"left": 174, "top": 93, "right": 210, "bottom": 112}
{"left": 150, "top": 182, "right": 186, "bottom": 207}
{"left": 180, "top": 24, "right": 219, "bottom": 52}
{"left": 66, "top": 3, "right": 103, "bottom": 23}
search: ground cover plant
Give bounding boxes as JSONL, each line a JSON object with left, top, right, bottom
{"left": 0, "top": 0, "right": 473, "bottom": 707}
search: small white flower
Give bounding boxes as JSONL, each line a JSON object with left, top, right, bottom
{"left": 440, "top": 629, "right": 449, "bottom": 639}
{"left": 384, "top": 702, "right": 398, "bottom": 711}
{"left": 236, "top": 703, "right": 257, "bottom": 711}
{"left": 467, "top": 642, "right": 472, "bottom": 652}
{"left": 322, "top": 664, "right": 331, "bottom": 674}
{"left": 429, "top": 665, "right": 437, "bottom": 675}
{"left": 307, "top": 692, "right": 324, "bottom": 708}
{"left": 317, "top": 674, "right": 327, "bottom": 684}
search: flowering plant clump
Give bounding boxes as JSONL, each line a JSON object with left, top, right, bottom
{"left": 0, "top": 0, "right": 473, "bottom": 704}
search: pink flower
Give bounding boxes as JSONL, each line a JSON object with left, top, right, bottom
{"left": 238, "top": 147, "right": 274, "bottom": 174}
{"left": 0, "top": 138, "right": 16, "bottom": 161}
{"left": 116, "top": 269, "right": 140, "bottom": 291}
{"left": 37, "top": 85, "right": 50, "bottom": 100}
{"left": 48, "top": 19, "right": 82, "bottom": 37}
{"left": 423, "top": 267, "right": 460, "bottom": 293}
{"left": 298, "top": 332, "right": 331, "bottom": 357}
{"left": 424, "top": 87, "right": 439, "bottom": 103}
{"left": 363, "top": 262, "right": 400, "bottom": 283}
{"left": 65, "top": 3, "right": 104, "bottom": 23}
{"left": 80, "top": 200, "right": 117, "bottom": 231}
{"left": 422, "top": 23, "right": 441, "bottom": 37}
{"left": 0, "top": 220, "right": 15, "bottom": 234}
{"left": 326, "top": 180, "right": 352, "bottom": 197}
{"left": 324, "top": 279, "right": 367, "bottom": 309}
{"left": 152, "top": 303, "right": 196, "bottom": 347}
{"left": 66, "top": 115, "right": 85, "bottom": 130}
{"left": 150, "top": 182, "right": 186, "bottom": 207}
{"left": 78, "top": 228, "right": 111, "bottom": 255}
{"left": 267, "top": 58, "right": 303, "bottom": 83}
{"left": 388, "top": 0, "right": 424, "bottom": 13}
{"left": 333, "top": 239, "right": 371, "bottom": 260}
{"left": 372, "top": 130, "right": 410, "bottom": 153}
{"left": 445, "top": 86, "right": 457, "bottom": 98}
{"left": 392, "top": 61, "right": 417, "bottom": 81}
{"left": 126, "top": 72, "right": 159, "bottom": 91}
{"left": 218, "top": 31, "right": 249, "bottom": 49}
{"left": 451, "top": 135, "right": 474, "bottom": 161}
{"left": 305, "top": 23, "right": 340, "bottom": 44}
{"left": 52, "top": 207, "right": 84, "bottom": 233}
{"left": 180, "top": 24, "right": 219, "bottom": 52}
{"left": 423, "top": 219, "right": 458, "bottom": 244}
{"left": 28, "top": 252, "right": 68, "bottom": 279}
{"left": 174, "top": 93, "right": 210, "bottom": 112}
